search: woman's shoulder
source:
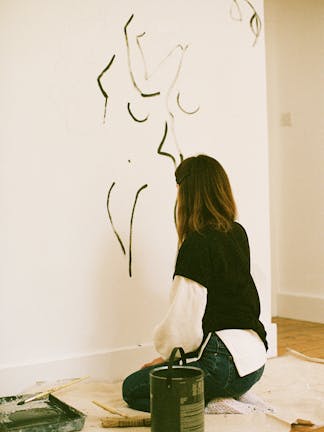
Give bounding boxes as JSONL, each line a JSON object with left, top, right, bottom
{"left": 232, "top": 221, "right": 249, "bottom": 241}
{"left": 232, "top": 221, "right": 246, "bottom": 233}
{"left": 181, "top": 230, "right": 208, "bottom": 249}
{"left": 197, "top": 222, "right": 246, "bottom": 238}
{"left": 181, "top": 228, "right": 224, "bottom": 254}
{"left": 182, "top": 222, "right": 249, "bottom": 246}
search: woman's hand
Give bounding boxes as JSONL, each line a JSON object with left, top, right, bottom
{"left": 141, "top": 356, "right": 165, "bottom": 369}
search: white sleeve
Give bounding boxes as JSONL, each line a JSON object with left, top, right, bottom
{"left": 153, "top": 275, "right": 207, "bottom": 360}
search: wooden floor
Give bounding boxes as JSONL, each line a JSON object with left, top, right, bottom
{"left": 272, "top": 316, "right": 324, "bottom": 358}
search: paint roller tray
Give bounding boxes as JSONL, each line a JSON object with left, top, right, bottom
{"left": 0, "top": 394, "right": 86, "bottom": 432}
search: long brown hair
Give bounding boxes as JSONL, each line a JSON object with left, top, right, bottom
{"left": 175, "top": 154, "right": 237, "bottom": 244}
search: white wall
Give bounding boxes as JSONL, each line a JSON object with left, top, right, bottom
{"left": 265, "top": 0, "right": 324, "bottom": 322}
{"left": 0, "top": 0, "right": 275, "bottom": 394}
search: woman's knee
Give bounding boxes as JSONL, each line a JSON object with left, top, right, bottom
{"left": 122, "top": 373, "right": 134, "bottom": 403}
{"left": 122, "top": 369, "right": 151, "bottom": 412}
{"left": 122, "top": 368, "right": 150, "bottom": 402}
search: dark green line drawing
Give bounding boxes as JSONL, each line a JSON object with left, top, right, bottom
{"left": 124, "top": 14, "right": 160, "bottom": 98}
{"left": 129, "top": 184, "right": 148, "bottom": 277}
{"left": 106, "top": 182, "right": 126, "bottom": 255}
{"left": 127, "top": 102, "right": 149, "bottom": 122}
{"left": 229, "top": 0, "right": 262, "bottom": 46}
{"left": 157, "top": 122, "right": 176, "bottom": 167}
{"left": 97, "top": 54, "right": 116, "bottom": 123}
{"left": 176, "top": 92, "right": 200, "bottom": 115}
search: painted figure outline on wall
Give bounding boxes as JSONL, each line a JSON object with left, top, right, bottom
{"left": 124, "top": 14, "right": 199, "bottom": 169}
{"left": 100, "top": 15, "right": 200, "bottom": 277}
{"left": 97, "top": 1, "right": 262, "bottom": 277}
{"left": 106, "top": 181, "right": 148, "bottom": 277}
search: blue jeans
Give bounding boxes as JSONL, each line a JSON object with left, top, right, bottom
{"left": 122, "top": 333, "right": 265, "bottom": 412}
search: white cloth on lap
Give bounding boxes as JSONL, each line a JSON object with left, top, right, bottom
{"left": 153, "top": 276, "right": 266, "bottom": 377}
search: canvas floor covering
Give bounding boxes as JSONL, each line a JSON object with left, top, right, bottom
{"left": 21, "top": 353, "right": 324, "bottom": 431}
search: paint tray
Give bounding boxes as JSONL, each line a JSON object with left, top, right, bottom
{"left": 0, "top": 394, "right": 86, "bottom": 432}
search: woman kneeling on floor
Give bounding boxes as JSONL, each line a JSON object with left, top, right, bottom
{"left": 122, "top": 154, "right": 268, "bottom": 412}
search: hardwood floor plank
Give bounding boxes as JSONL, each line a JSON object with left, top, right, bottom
{"left": 272, "top": 317, "right": 324, "bottom": 358}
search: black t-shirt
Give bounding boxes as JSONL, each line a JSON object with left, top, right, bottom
{"left": 174, "top": 222, "right": 268, "bottom": 350}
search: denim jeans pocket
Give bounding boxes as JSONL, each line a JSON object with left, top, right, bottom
{"left": 207, "top": 352, "right": 232, "bottom": 389}
{"left": 224, "top": 365, "right": 265, "bottom": 398}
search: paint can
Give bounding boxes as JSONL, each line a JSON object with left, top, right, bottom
{"left": 150, "top": 347, "right": 204, "bottom": 432}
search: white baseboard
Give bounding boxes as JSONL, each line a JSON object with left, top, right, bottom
{"left": 277, "top": 292, "right": 324, "bottom": 324}
{"left": 0, "top": 344, "right": 157, "bottom": 396}
{"left": 0, "top": 324, "right": 278, "bottom": 397}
